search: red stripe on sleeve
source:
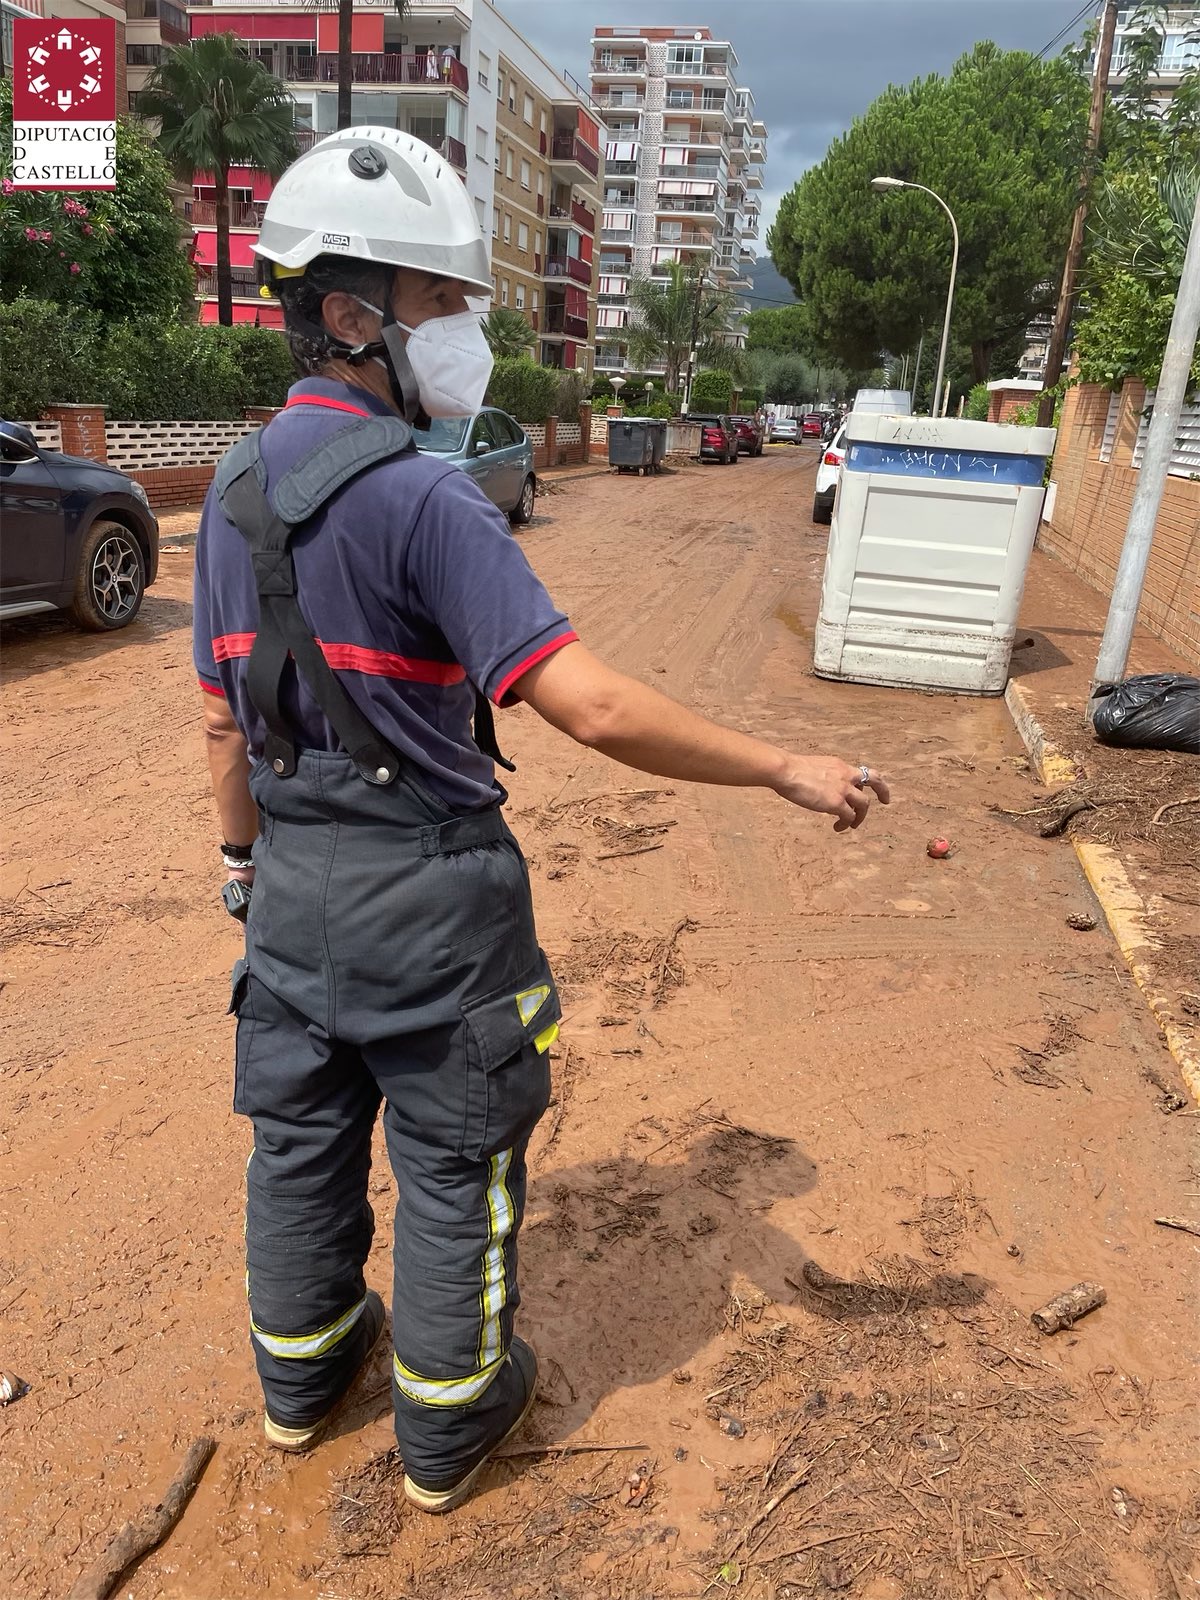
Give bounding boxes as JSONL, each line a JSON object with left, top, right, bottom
{"left": 493, "top": 632, "right": 579, "bottom": 707}
{"left": 198, "top": 678, "right": 226, "bottom": 697}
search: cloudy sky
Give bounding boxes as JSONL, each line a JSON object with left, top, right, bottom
{"left": 497, "top": 0, "right": 1093, "bottom": 240}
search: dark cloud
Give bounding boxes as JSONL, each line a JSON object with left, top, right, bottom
{"left": 495, "top": 0, "right": 1092, "bottom": 234}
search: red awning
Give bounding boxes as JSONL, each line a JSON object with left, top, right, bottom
{"left": 198, "top": 302, "right": 283, "bottom": 328}
{"left": 192, "top": 231, "right": 259, "bottom": 269}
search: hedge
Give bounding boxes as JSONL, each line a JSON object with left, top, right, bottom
{"left": 0, "top": 298, "right": 295, "bottom": 421}
{"left": 690, "top": 368, "right": 734, "bottom": 411}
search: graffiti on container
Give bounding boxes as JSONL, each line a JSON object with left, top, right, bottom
{"left": 869, "top": 446, "right": 1002, "bottom": 477}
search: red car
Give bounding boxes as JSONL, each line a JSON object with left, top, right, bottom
{"left": 689, "top": 414, "right": 739, "bottom": 465}
{"left": 801, "top": 413, "right": 825, "bottom": 438}
{"left": 730, "top": 415, "right": 765, "bottom": 457}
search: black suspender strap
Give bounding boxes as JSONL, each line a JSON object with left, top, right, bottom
{"left": 221, "top": 456, "right": 402, "bottom": 785}
{"left": 473, "top": 690, "right": 516, "bottom": 774}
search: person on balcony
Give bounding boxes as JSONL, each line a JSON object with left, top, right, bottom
{"left": 424, "top": 48, "right": 438, "bottom": 82}
{"left": 440, "top": 44, "right": 455, "bottom": 82}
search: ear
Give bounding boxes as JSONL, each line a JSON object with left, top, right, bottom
{"left": 322, "top": 291, "right": 379, "bottom": 350}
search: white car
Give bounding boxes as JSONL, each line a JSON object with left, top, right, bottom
{"left": 811, "top": 422, "right": 847, "bottom": 524}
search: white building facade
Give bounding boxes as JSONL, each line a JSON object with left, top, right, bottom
{"left": 588, "top": 24, "right": 766, "bottom": 377}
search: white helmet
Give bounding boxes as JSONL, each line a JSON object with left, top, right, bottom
{"left": 255, "top": 126, "right": 491, "bottom": 294}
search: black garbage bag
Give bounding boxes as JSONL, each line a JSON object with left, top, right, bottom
{"left": 1091, "top": 674, "right": 1200, "bottom": 754}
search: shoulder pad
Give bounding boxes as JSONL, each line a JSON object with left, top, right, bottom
{"left": 214, "top": 429, "right": 266, "bottom": 511}
{"left": 273, "top": 414, "right": 412, "bottom": 526}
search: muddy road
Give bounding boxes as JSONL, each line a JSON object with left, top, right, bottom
{"left": 2, "top": 447, "right": 1196, "bottom": 1600}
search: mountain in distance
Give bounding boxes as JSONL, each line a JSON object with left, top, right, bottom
{"left": 745, "top": 254, "right": 796, "bottom": 308}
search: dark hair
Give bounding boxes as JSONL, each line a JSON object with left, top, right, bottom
{"left": 274, "top": 255, "right": 395, "bottom": 375}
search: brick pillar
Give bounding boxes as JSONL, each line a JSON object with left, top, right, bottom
{"left": 578, "top": 401, "right": 592, "bottom": 464}
{"left": 606, "top": 403, "right": 623, "bottom": 418}
{"left": 42, "top": 403, "right": 107, "bottom": 463}
{"left": 244, "top": 406, "right": 283, "bottom": 425}
{"left": 545, "top": 413, "right": 558, "bottom": 466}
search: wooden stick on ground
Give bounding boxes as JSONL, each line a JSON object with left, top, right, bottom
{"left": 1030, "top": 1282, "right": 1106, "bottom": 1335}
{"left": 1154, "top": 1216, "right": 1200, "bottom": 1238}
{"left": 495, "top": 1439, "right": 647, "bottom": 1459}
{"left": 1151, "top": 795, "right": 1200, "bottom": 825}
{"left": 67, "top": 1436, "right": 216, "bottom": 1600}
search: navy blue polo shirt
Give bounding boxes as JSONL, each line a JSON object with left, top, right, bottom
{"left": 193, "top": 378, "right": 576, "bottom": 811}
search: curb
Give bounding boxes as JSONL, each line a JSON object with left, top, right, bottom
{"left": 1004, "top": 678, "right": 1200, "bottom": 1103}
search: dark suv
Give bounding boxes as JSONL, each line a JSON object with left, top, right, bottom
{"left": 730, "top": 415, "right": 765, "bottom": 457}
{"left": 0, "top": 421, "right": 159, "bottom": 630}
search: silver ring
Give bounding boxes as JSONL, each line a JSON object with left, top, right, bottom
{"left": 856, "top": 764, "right": 871, "bottom": 789}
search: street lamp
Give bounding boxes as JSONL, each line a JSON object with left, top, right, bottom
{"left": 871, "top": 176, "right": 959, "bottom": 418}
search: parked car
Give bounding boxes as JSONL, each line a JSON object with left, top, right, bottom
{"left": 0, "top": 420, "right": 159, "bottom": 630}
{"left": 767, "top": 416, "right": 799, "bottom": 444}
{"left": 811, "top": 422, "right": 847, "bottom": 525}
{"left": 801, "top": 412, "right": 825, "bottom": 439}
{"left": 414, "top": 406, "right": 536, "bottom": 523}
{"left": 688, "top": 414, "right": 738, "bottom": 465}
{"left": 730, "top": 415, "right": 765, "bottom": 457}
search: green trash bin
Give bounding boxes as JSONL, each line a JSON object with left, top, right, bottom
{"left": 607, "top": 417, "right": 656, "bottom": 474}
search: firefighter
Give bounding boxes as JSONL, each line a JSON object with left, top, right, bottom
{"left": 195, "top": 127, "right": 888, "bottom": 1514}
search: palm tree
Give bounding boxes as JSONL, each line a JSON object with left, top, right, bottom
{"left": 308, "top": 0, "right": 410, "bottom": 132}
{"left": 625, "top": 261, "right": 740, "bottom": 394}
{"left": 139, "top": 36, "right": 298, "bottom": 327}
{"left": 482, "top": 308, "right": 537, "bottom": 359}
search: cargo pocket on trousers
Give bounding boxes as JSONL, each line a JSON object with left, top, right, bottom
{"left": 461, "top": 950, "right": 560, "bottom": 1161}
{"left": 228, "top": 957, "right": 255, "bottom": 1116}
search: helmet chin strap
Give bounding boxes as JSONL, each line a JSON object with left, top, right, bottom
{"left": 344, "top": 292, "right": 428, "bottom": 428}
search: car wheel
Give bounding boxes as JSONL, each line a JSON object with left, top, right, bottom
{"left": 509, "top": 474, "right": 536, "bottom": 525}
{"left": 811, "top": 495, "right": 833, "bottom": 525}
{"left": 69, "top": 520, "right": 146, "bottom": 631}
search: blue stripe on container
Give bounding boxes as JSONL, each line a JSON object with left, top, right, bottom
{"left": 845, "top": 442, "right": 1047, "bottom": 486}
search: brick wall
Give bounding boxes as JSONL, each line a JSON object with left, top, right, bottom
{"left": 987, "top": 383, "right": 1042, "bottom": 424}
{"left": 1040, "top": 379, "right": 1200, "bottom": 665}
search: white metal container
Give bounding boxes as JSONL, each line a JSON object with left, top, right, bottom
{"left": 813, "top": 413, "right": 1055, "bottom": 695}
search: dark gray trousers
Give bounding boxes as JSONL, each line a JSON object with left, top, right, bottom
{"left": 230, "top": 751, "right": 555, "bottom": 1484}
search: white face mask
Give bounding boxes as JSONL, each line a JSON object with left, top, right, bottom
{"left": 357, "top": 301, "right": 493, "bottom": 418}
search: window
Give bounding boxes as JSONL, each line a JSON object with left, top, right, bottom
{"left": 517, "top": 222, "right": 529, "bottom": 251}
{"left": 515, "top": 282, "right": 525, "bottom": 310}
{"left": 500, "top": 277, "right": 510, "bottom": 306}
{"left": 491, "top": 205, "right": 499, "bottom": 238}
{"left": 126, "top": 43, "right": 162, "bottom": 65}
{"left": 505, "top": 149, "right": 514, "bottom": 180}
{"left": 475, "top": 125, "right": 487, "bottom": 162}
{"left": 520, "top": 158, "right": 531, "bottom": 189}
{"left": 508, "top": 86, "right": 516, "bottom": 112}
{"left": 474, "top": 196, "right": 486, "bottom": 227}
{"left": 534, "top": 230, "right": 541, "bottom": 256}
{"left": 503, "top": 213, "right": 512, "bottom": 244}
{"left": 536, "top": 170, "right": 544, "bottom": 197}
{"left": 496, "top": 74, "right": 504, "bottom": 103}
{"left": 523, "top": 93, "right": 534, "bottom": 125}
{"left": 477, "top": 52, "right": 490, "bottom": 90}
{"left": 540, "top": 110, "right": 547, "bottom": 135}
{"left": 532, "top": 290, "right": 540, "bottom": 314}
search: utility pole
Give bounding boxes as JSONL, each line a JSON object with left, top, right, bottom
{"left": 1092, "top": 181, "right": 1200, "bottom": 691}
{"left": 1036, "top": 0, "right": 1119, "bottom": 428}
{"left": 683, "top": 267, "right": 706, "bottom": 410}
{"left": 911, "top": 330, "right": 924, "bottom": 411}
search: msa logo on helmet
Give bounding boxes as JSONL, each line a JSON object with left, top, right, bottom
{"left": 321, "top": 232, "right": 352, "bottom": 251}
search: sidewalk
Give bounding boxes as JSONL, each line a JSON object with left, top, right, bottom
{"left": 1006, "top": 548, "right": 1200, "bottom": 1099}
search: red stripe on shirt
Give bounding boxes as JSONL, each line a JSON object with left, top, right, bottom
{"left": 210, "top": 632, "right": 466, "bottom": 686}
{"left": 283, "top": 395, "right": 373, "bottom": 418}
{"left": 493, "top": 631, "right": 578, "bottom": 707}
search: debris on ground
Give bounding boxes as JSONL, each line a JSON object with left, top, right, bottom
{"left": 0, "top": 1371, "right": 28, "bottom": 1405}
{"left": 1066, "top": 911, "right": 1098, "bottom": 930}
{"left": 1030, "top": 1280, "right": 1107, "bottom": 1334}
{"left": 926, "top": 835, "right": 954, "bottom": 858}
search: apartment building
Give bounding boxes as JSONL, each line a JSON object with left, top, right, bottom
{"left": 181, "top": 0, "right": 603, "bottom": 365}
{"left": 589, "top": 24, "right": 766, "bottom": 378}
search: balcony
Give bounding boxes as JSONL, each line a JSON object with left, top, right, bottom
{"left": 659, "top": 163, "right": 722, "bottom": 182}
{"left": 543, "top": 306, "right": 590, "bottom": 340}
{"left": 550, "top": 133, "right": 600, "bottom": 178}
{"left": 544, "top": 254, "right": 592, "bottom": 286}
{"left": 593, "top": 53, "right": 646, "bottom": 74}
{"left": 665, "top": 91, "right": 730, "bottom": 116}
{"left": 186, "top": 198, "right": 265, "bottom": 228}
{"left": 571, "top": 198, "right": 596, "bottom": 232}
{"left": 656, "top": 229, "right": 716, "bottom": 249}
{"left": 601, "top": 226, "right": 635, "bottom": 243}
{"left": 657, "top": 197, "right": 717, "bottom": 216}
{"left": 287, "top": 53, "right": 470, "bottom": 93}
{"left": 595, "top": 91, "right": 645, "bottom": 110}
{"left": 664, "top": 60, "right": 731, "bottom": 79}
{"left": 195, "top": 268, "right": 258, "bottom": 299}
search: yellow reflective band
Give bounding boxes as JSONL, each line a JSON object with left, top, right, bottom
{"left": 392, "top": 1350, "right": 506, "bottom": 1408}
{"left": 271, "top": 263, "right": 306, "bottom": 279}
{"left": 251, "top": 1294, "right": 366, "bottom": 1360}
{"left": 478, "top": 1149, "right": 515, "bottom": 1368}
{"left": 515, "top": 984, "right": 550, "bottom": 1025}
{"left": 534, "top": 1021, "right": 559, "bottom": 1055}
